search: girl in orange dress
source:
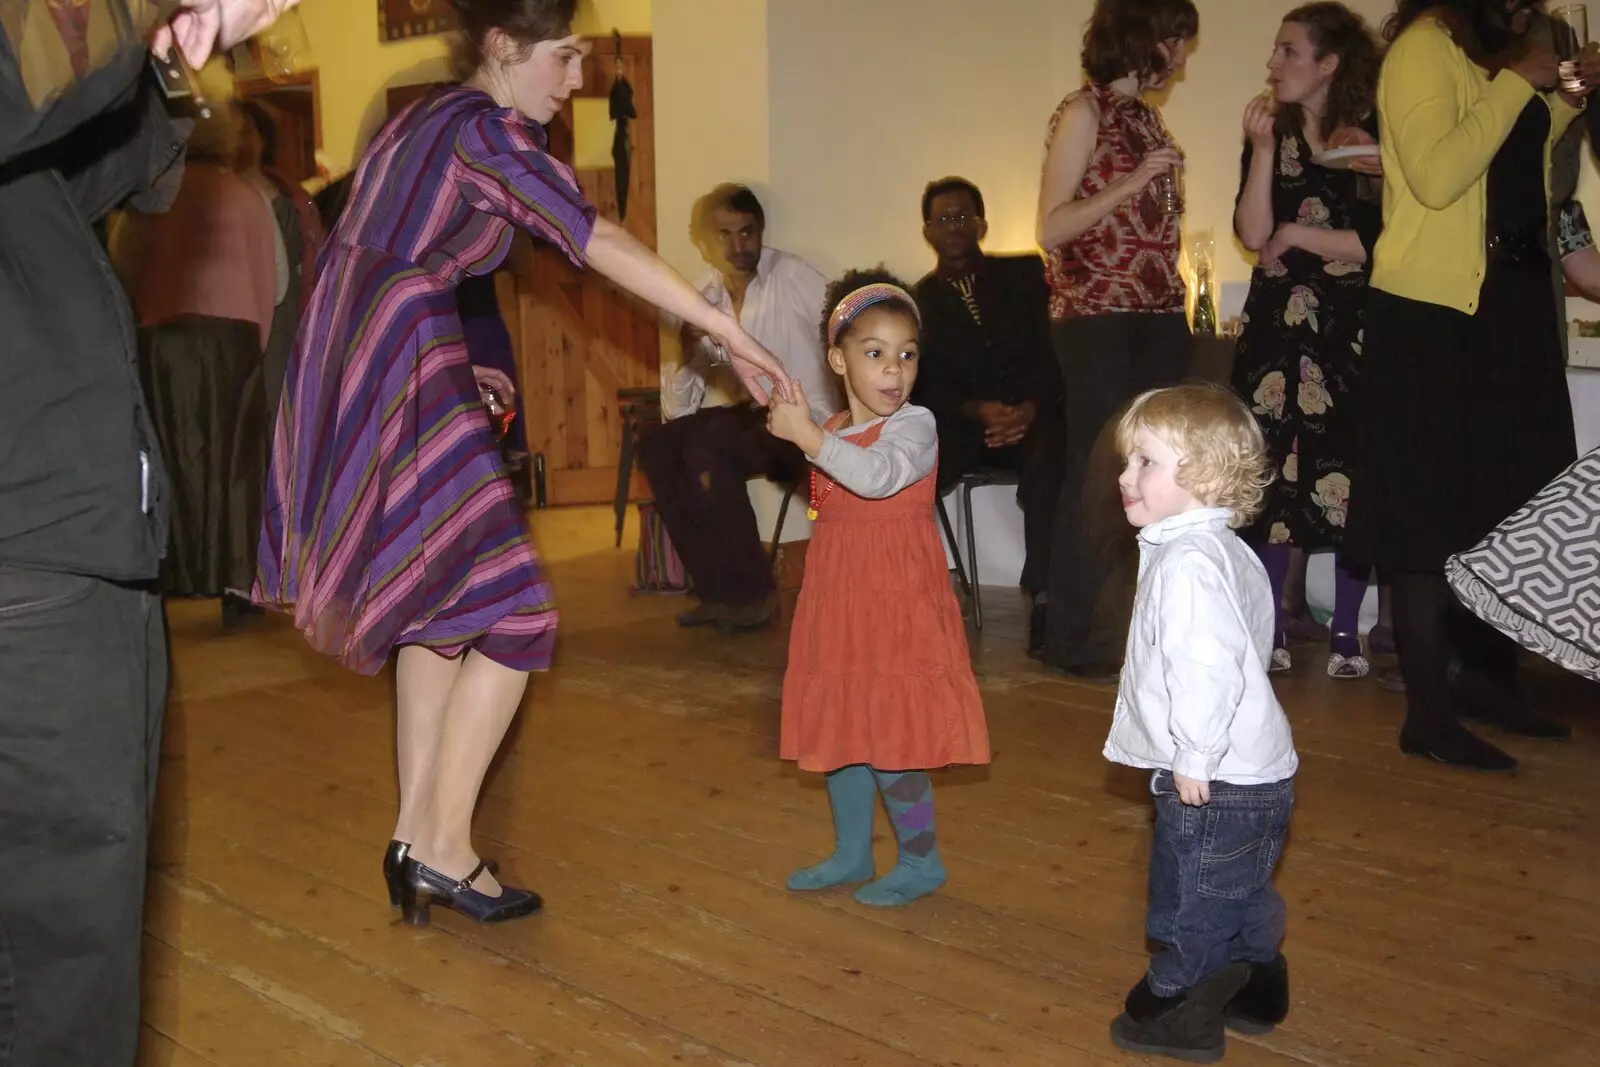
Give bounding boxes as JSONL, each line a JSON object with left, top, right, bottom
{"left": 765, "top": 269, "right": 990, "bottom": 907}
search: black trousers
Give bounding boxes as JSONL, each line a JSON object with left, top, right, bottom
{"left": 1041, "top": 312, "right": 1193, "bottom": 669}
{"left": 0, "top": 567, "right": 166, "bottom": 1066}
{"left": 636, "top": 404, "right": 806, "bottom": 607}
{"left": 934, "top": 405, "right": 1066, "bottom": 595}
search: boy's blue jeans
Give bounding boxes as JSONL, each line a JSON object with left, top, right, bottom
{"left": 1145, "top": 770, "right": 1295, "bottom": 997}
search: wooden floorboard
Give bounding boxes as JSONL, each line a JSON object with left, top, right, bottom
{"left": 141, "top": 506, "right": 1600, "bottom": 1066}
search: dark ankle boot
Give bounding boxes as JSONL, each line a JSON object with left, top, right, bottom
{"left": 1224, "top": 953, "right": 1289, "bottom": 1035}
{"left": 1110, "top": 963, "right": 1250, "bottom": 1064}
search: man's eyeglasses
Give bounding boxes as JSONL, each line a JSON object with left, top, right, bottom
{"left": 930, "top": 214, "right": 980, "bottom": 229}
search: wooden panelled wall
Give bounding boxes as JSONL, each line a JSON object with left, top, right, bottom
{"left": 503, "top": 35, "right": 659, "bottom": 506}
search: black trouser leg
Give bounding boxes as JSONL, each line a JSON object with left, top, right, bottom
{"left": 0, "top": 568, "right": 167, "bottom": 1067}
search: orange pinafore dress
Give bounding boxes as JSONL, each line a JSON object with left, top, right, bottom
{"left": 779, "top": 417, "right": 991, "bottom": 773}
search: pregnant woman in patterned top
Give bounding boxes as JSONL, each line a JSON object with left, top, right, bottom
{"left": 256, "top": 0, "right": 790, "bottom": 924}
{"left": 1230, "top": 3, "right": 1383, "bottom": 680}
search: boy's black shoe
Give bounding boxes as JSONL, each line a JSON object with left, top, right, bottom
{"left": 1110, "top": 962, "right": 1251, "bottom": 1064}
{"left": 1224, "top": 953, "right": 1289, "bottom": 1035}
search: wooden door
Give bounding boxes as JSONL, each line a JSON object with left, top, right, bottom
{"left": 507, "top": 35, "right": 659, "bottom": 506}
{"left": 236, "top": 72, "right": 321, "bottom": 184}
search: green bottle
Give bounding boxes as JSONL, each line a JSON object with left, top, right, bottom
{"left": 1192, "top": 260, "right": 1217, "bottom": 337}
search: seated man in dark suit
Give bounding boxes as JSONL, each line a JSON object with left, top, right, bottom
{"left": 913, "top": 177, "right": 1066, "bottom": 651}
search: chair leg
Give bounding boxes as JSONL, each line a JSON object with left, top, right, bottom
{"left": 770, "top": 485, "right": 794, "bottom": 564}
{"left": 614, "top": 412, "right": 634, "bottom": 548}
{"left": 962, "top": 481, "right": 982, "bottom": 630}
{"left": 936, "top": 495, "right": 972, "bottom": 600}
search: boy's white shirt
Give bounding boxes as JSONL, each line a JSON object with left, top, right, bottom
{"left": 1104, "top": 508, "right": 1299, "bottom": 785}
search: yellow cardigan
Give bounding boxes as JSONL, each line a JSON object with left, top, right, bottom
{"left": 1373, "top": 16, "right": 1580, "bottom": 315}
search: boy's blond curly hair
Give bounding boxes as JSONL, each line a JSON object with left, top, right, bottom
{"left": 1114, "top": 382, "right": 1274, "bottom": 528}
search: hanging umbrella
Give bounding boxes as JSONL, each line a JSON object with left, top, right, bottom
{"left": 608, "top": 30, "right": 636, "bottom": 220}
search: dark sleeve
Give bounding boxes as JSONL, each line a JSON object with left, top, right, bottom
{"left": 1350, "top": 112, "right": 1383, "bottom": 261}
{"left": 1015, "top": 256, "right": 1062, "bottom": 408}
{"left": 911, "top": 281, "right": 967, "bottom": 421}
{"left": 1587, "top": 104, "right": 1600, "bottom": 166}
{"left": 0, "top": 3, "right": 163, "bottom": 166}
{"left": 54, "top": 82, "right": 188, "bottom": 223}
{"left": 1351, "top": 177, "right": 1383, "bottom": 262}
{"left": 1234, "top": 137, "right": 1255, "bottom": 210}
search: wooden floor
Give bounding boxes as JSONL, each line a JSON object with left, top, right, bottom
{"left": 139, "top": 506, "right": 1600, "bottom": 1067}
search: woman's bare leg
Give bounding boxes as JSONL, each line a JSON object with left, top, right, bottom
{"left": 406, "top": 650, "right": 529, "bottom": 895}
{"left": 392, "top": 646, "right": 465, "bottom": 844}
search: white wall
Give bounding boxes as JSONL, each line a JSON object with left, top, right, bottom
{"left": 766, "top": 0, "right": 1059, "bottom": 283}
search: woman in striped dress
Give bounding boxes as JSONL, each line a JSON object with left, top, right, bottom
{"left": 256, "top": 0, "right": 788, "bottom": 925}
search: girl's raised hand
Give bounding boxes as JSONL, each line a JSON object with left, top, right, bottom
{"left": 764, "top": 380, "right": 821, "bottom": 453}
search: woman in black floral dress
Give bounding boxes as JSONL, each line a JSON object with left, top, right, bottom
{"left": 1231, "top": 2, "right": 1382, "bottom": 678}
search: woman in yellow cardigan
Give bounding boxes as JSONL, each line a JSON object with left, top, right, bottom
{"left": 1354, "top": 0, "right": 1581, "bottom": 771}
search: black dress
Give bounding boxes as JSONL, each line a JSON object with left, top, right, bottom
{"left": 1231, "top": 128, "right": 1381, "bottom": 551}
{"left": 1350, "top": 98, "right": 1577, "bottom": 574}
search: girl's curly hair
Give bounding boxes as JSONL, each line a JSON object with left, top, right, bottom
{"left": 1115, "top": 383, "right": 1275, "bottom": 528}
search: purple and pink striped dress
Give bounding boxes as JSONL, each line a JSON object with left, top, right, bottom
{"left": 255, "top": 87, "right": 596, "bottom": 675}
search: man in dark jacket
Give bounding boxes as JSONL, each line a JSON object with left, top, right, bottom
{"left": 1, "top": 3, "right": 295, "bottom": 1062}
{"left": 912, "top": 177, "right": 1065, "bottom": 651}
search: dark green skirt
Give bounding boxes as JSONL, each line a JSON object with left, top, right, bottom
{"left": 137, "top": 316, "right": 266, "bottom": 596}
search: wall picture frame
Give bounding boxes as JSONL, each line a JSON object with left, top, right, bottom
{"left": 379, "top": 0, "right": 458, "bottom": 43}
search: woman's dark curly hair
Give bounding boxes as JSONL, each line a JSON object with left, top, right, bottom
{"left": 819, "top": 266, "right": 919, "bottom": 349}
{"left": 1081, "top": 0, "right": 1199, "bottom": 86}
{"left": 1382, "top": 0, "right": 1536, "bottom": 64}
{"left": 1275, "top": 3, "right": 1382, "bottom": 141}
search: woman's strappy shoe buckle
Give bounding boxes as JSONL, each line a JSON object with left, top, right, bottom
{"left": 399, "top": 857, "right": 543, "bottom": 926}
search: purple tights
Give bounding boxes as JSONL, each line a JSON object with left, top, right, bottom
{"left": 1256, "top": 544, "right": 1369, "bottom": 657}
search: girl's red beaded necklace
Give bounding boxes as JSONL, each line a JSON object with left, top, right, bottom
{"left": 808, "top": 414, "right": 852, "bottom": 519}
{"left": 807, "top": 468, "right": 835, "bottom": 521}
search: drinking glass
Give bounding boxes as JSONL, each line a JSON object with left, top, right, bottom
{"left": 1554, "top": 5, "right": 1589, "bottom": 94}
{"left": 1153, "top": 165, "right": 1184, "bottom": 216}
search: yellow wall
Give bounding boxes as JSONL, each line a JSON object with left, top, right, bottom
{"left": 295, "top": 0, "right": 651, "bottom": 176}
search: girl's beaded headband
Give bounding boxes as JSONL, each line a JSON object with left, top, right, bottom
{"left": 825, "top": 283, "right": 921, "bottom": 347}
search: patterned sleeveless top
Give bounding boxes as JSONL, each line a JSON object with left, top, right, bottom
{"left": 1043, "top": 84, "right": 1185, "bottom": 321}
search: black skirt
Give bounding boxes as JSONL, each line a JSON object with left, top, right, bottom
{"left": 1347, "top": 262, "right": 1575, "bottom": 573}
{"left": 137, "top": 315, "right": 268, "bottom": 596}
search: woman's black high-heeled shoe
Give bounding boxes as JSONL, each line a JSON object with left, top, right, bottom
{"left": 383, "top": 840, "right": 499, "bottom": 907}
{"left": 398, "top": 857, "right": 543, "bottom": 926}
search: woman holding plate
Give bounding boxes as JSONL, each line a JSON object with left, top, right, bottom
{"left": 1230, "top": 2, "right": 1383, "bottom": 680}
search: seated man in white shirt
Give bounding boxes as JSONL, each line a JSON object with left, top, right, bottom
{"left": 639, "top": 184, "right": 836, "bottom": 629}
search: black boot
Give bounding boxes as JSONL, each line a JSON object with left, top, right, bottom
{"left": 1110, "top": 963, "right": 1250, "bottom": 1064}
{"left": 1027, "top": 599, "right": 1047, "bottom": 660}
{"left": 1224, "top": 953, "right": 1289, "bottom": 1035}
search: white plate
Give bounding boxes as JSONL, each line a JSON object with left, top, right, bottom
{"left": 1311, "top": 145, "right": 1380, "bottom": 169}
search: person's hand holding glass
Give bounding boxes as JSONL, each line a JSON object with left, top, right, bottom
{"left": 1137, "top": 146, "right": 1185, "bottom": 216}
{"left": 1552, "top": 5, "right": 1592, "bottom": 95}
